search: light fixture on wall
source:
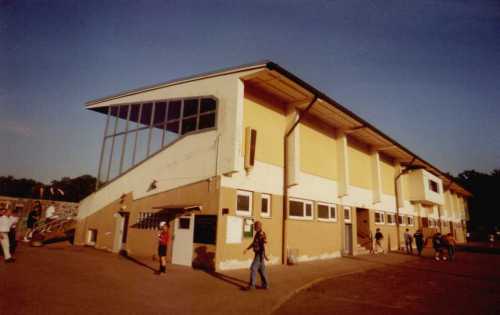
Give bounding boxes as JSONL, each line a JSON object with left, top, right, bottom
{"left": 148, "top": 180, "right": 158, "bottom": 192}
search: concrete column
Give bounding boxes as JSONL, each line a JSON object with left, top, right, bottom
{"left": 370, "top": 150, "right": 382, "bottom": 204}
{"left": 286, "top": 108, "right": 300, "bottom": 187}
{"left": 337, "top": 132, "right": 350, "bottom": 197}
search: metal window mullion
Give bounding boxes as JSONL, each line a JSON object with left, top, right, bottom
{"left": 119, "top": 105, "right": 131, "bottom": 174}
{"left": 96, "top": 107, "right": 111, "bottom": 189}
{"left": 161, "top": 101, "right": 168, "bottom": 147}
{"left": 132, "top": 104, "right": 142, "bottom": 166}
{"left": 147, "top": 103, "right": 155, "bottom": 156}
{"left": 195, "top": 97, "right": 201, "bottom": 130}
{"left": 179, "top": 99, "right": 184, "bottom": 135}
{"left": 106, "top": 109, "right": 119, "bottom": 181}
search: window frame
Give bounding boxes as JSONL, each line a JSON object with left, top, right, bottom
{"left": 236, "top": 190, "right": 253, "bottom": 217}
{"left": 406, "top": 215, "right": 414, "bottom": 226}
{"left": 317, "top": 202, "right": 337, "bottom": 223}
{"left": 260, "top": 194, "right": 271, "bottom": 218}
{"left": 288, "top": 198, "right": 314, "bottom": 221}
{"left": 398, "top": 214, "right": 406, "bottom": 226}
{"left": 343, "top": 206, "right": 352, "bottom": 223}
{"left": 386, "top": 213, "right": 396, "bottom": 225}
{"left": 374, "top": 211, "right": 385, "bottom": 224}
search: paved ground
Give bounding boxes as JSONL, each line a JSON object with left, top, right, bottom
{"left": 1, "top": 243, "right": 499, "bottom": 315}
{"left": 274, "top": 252, "right": 500, "bottom": 315}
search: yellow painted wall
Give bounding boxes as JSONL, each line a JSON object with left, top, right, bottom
{"left": 287, "top": 217, "right": 341, "bottom": 258}
{"left": 380, "top": 157, "right": 396, "bottom": 195}
{"left": 347, "top": 139, "right": 372, "bottom": 190}
{"left": 299, "top": 121, "right": 337, "bottom": 180}
{"left": 242, "top": 94, "right": 286, "bottom": 167}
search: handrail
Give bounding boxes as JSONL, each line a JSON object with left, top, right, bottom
{"left": 31, "top": 209, "right": 77, "bottom": 236}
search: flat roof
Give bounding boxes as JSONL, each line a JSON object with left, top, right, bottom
{"left": 86, "top": 61, "right": 471, "bottom": 197}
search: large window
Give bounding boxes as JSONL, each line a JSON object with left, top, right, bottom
{"left": 429, "top": 180, "right": 439, "bottom": 193}
{"left": 406, "top": 215, "right": 414, "bottom": 226}
{"left": 317, "top": 203, "right": 337, "bottom": 222}
{"left": 386, "top": 213, "right": 395, "bottom": 225}
{"left": 96, "top": 96, "right": 217, "bottom": 186}
{"left": 374, "top": 211, "right": 385, "bottom": 224}
{"left": 260, "top": 194, "right": 271, "bottom": 218}
{"left": 236, "top": 190, "right": 253, "bottom": 217}
{"left": 289, "top": 199, "right": 313, "bottom": 220}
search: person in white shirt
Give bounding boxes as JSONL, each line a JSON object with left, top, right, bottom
{"left": 0, "top": 206, "right": 15, "bottom": 262}
{"left": 45, "top": 203, "right": 57, "bottom": 219}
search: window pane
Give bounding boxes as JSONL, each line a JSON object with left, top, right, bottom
{"left": 122, "top": 131, "right": 135, "bottom": 173}
{"left": 330, "top": 207, "right": 336, "bottom": 219}
{"left": 99, "top": 137, "right": 112, "bottom": 184}
{"left": 198, "top": 113, "right": 216, "bottom": 129}
{"left": 318, "top": 205, "right": 329, "bottom": 219}
{"left": 129, "top": 104, "right": 140, "bottom": 126}
{"left": 200, "top": 98, "right": 216, "bottom": 113}
{"left": 181, "top": 117, "right": 196, "bottom": 134}
{"left": 135, "top": 128, "right": 149, "bottom": 164}
{"left": 153, "top": 102, "right": 167, "bottom": 124}
{"left": 107, "top": 107, "right": 118, "bottom": 136}
{"left": 289, "top": 201, "right": 303, "bottom": 217}
{"left": 261, "top": 198, "right": 268, "bottom": 214}
{"left": 237, "top": 195, "right": 250, "bottom": 212}
{"left": 183, "top": 99, "right": 198, "bottom": 117}
{"left": 109, "top": 135, "right": 125, "bottom": 180}
{"left": 344, "top": 208, "right": 350, "bottom": 220}
{"left": 140, "top": 103, "right": 153, "bottom": 126}
{"left": 165, "top": 121, "right": 180, "bottom": 146}
{"left": 179, "top": 218, "right": 190, "bottom": 229}
{"left": 116, "top": 105, "right": 129, "bottom": 133}
{"left": 168, "top": 101, "right": 181, "bottom": 120}
{"left": 305, "top": 204, "right": 312, "bottom": 217}
{"left": 150, "top": 126, "right": 163, "bottom": 154}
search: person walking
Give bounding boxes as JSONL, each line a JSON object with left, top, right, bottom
{"left": 8, "top": 209, "right": 19, "bottom": 258}
{"left": 243, "top": 221, "right": 269, "bottom": 290}
{"left": 24, "top": 201, "right": 41, "bottom": 241}
{"left": 0, "top": 207, "right": 15, "bottom": 263}
{"left": 157, "top": 221, "right": 169, "bottom": 274}
{"left": 432, "top": 232, "right": 445, "bottom": 261}
{"left": 404, "top": 228, "right": 413, "bottom": 254}
{"left": 374, "top": 228, "right": 384, "bottom": 254}
{"left": 413, "top": 229, "right": 424, "bottom": 256}
{"left": 446, "top": 233, "right": 456, "bottom": 261}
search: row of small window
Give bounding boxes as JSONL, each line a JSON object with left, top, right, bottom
{"left": 133, "top": 212, "right": 167, "bottom": 230}
{"left": 374, "top": 211, "right": 415, "bottom": 226}
{"left": 236, "top": 190, "right": 351, "bottom": 222}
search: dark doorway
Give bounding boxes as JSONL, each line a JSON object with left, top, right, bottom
{"left": 122, "top": 212, "right": 130, "bottom": 243}
{"left": 343, "top": 224, "right": 353, "bottom": 255}
{"left": 356, "top": 208, "right": 371, "bottom": 251}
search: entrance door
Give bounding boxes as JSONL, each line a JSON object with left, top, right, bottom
{"left": 112, "top": 214, "right": 125, "bottom": 253}
{"left": 344, "top": 224, "right": 353, "bottom": 255}
{"left": 172, "top": 214, "right": 194, "bottom": 266}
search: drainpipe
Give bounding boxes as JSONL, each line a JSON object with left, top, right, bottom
{"left": 282, "top": 96, "right": 318, "bottom": 265}
{"left": 394, "top": 157, "right": 416, "bottom": 251}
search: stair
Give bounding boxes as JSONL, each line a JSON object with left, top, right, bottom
{"left": 355, "top": 243, "right": 371, "bottom": 256}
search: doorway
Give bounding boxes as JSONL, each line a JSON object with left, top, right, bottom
{"left": 112, "top": 212, "right": 129, "bottom": 253}
{"left": 344, "top": 223, "right": 353, "bottom": 255}
{"left": 172, "top": 213, "right": 195, "bottom": 266}
{"left": 356, "top": 208, "right": 370, "bottom": 248}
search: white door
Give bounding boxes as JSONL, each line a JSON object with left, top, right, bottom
{"left": 112, "top": 214, "right": 124, "bottom": 253}
{"left": 171, "top": 214, "right": 194, "bottom": 266}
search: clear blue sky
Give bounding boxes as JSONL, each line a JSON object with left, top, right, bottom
{"left": 1, "top": 0, "right": 499, "bottom": 183}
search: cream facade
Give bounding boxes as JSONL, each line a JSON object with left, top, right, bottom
{"left": 75, "top": 61, "right": 470, "bottom": 271}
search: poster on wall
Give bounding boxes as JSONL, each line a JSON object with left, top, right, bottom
{"left": 226, "top": 216, "right": 243, "bottom": 244}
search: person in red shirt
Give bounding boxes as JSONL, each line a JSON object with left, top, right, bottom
{"left": 158, "top": 221, "right": 169, "bottom": 274}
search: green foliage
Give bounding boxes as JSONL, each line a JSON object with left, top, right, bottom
{"left": 455, "top": 169, "right": 500, "bottom": 232}
{"left": 0, "top": 175, "right": 96, "bottom": 203}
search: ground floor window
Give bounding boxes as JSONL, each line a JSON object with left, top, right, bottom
{"left": 317, "top": 203, "right": 337, "bottom": 222}
{"left": 398, "top": 215, "right": 405, "bottom": 226}
{"left": 236, "top": 190, "right": 253, "bottom": 216}
{"left": 260, "top": 194, "right": 271, "bottom": 218}
{"left": 343, "top": 207, "right": 351, "bottom": 223}
{"left": 289, "top": 199, "right": 313, "bottom": 220}
{"left": 406, "top": 215, "right": 414, "bottom": 226}
{"left": 386, "top": 213, "right": 395, "bottom": 225}
{"left": 374, "top": 211, "right": 385, "bottom": 224}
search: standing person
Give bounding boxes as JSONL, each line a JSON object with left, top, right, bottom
{"left": 446, "top": 233, "right": 456, "bottom": 261}
{"left": 404, "top": 228, "right": 413, "bottom": 254}
{"left": 374, "top": 228, "right": 384, "bottom": 254}
{"left": 243, "top": 221, "right": 269, "bottom": 290}
{"left": 24, "top": 201, "right": 41, "bottom": 241}
{"left": 413, "top": 229, "right": 424, "bottom": 256}
{"left": 0, "top": 207, "right": 15, "bottom": 263}
{"left": 157, "top": 221, "right": 169, "bottom": 274}
{"left": 432, "top": 232, "right": 444, "bottom": 261}
{"left": 8, "top": 209, "right": 19, "bottom": 258}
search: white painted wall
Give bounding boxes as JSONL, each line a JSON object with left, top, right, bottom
{"left": 78, "top": 130, "right": 218, "bottom": 219}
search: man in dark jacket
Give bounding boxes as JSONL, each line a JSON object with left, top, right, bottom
{"left": 244, "top": 221, "right": 269, "bottom": 289}
{"left": 413, "top": 229, "right": 424, "bottom": 256}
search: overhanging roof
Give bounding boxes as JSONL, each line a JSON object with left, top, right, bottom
{"left": 85, "top": 61, "right": 471, "bottom": 197}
